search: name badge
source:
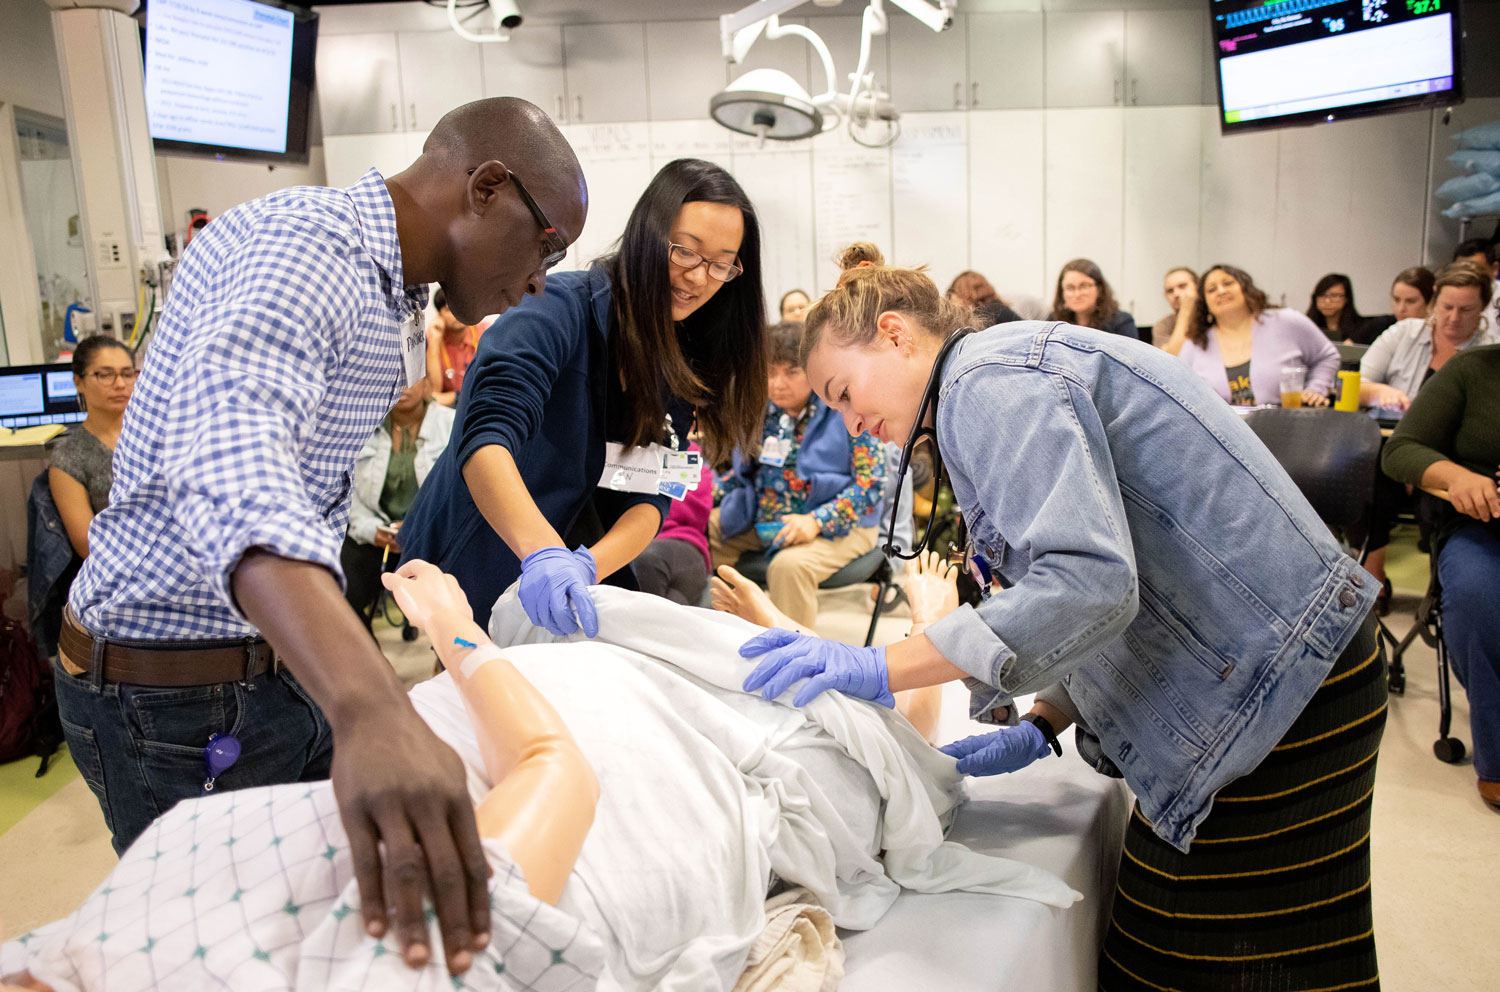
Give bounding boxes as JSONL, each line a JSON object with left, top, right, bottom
{"left": 599, "top": 441, "right": 667, "bottom": 495}
{"left": 401, "top": 314, "right": 426, "bottom": 387}
{"left": 760, "top": 436, "right": 790, "bottom": 467}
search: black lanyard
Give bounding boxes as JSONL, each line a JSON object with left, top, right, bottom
{"left": 881, "top": 327, "right": 976, "bottom": 560}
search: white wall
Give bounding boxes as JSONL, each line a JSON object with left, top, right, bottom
{"left": 0, "top": 0, "right": 66, "bottom": 120}
{"left": 155, "top": 149, "right": 327, "bottom": 247}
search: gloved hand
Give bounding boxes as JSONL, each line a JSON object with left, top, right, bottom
{"left": 939, "top": 722, "right": 1051, "bottom": 776}
{"left": 740, "top": 628, "right": 893, "bottom": 708}
{"left": 517, "top": 545, "right": 599, "bottom": 638}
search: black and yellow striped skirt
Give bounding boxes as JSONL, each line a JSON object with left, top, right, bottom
{"left": 1098, "top": 614, "right": 1386, "bottom": 992}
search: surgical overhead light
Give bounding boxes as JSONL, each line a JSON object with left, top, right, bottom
{"left": 709, "top": 69, "right": 824, "bottom": 141}
{"left": 448, "top": 0, "right": 521, "bottom": 44}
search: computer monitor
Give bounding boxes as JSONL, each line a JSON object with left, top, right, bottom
{"left": 1211, "top": 0, "right": 1462, "bottom": 134}
{"left": 0, "top": 364, "right": 85, "bottom": 430}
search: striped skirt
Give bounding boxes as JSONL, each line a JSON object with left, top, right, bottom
{"left": 1098, "top": 615, "right": 1386, "bottom": 992}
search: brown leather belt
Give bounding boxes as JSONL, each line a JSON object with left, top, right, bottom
{"left": 60, "top": 608, "right": 278, "bottom": 687}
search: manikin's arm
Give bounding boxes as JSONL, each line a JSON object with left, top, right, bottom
{"left": 383, "top": 562, "right": 598, "bottom": 905}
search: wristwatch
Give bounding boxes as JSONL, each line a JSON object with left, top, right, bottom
{"left": 1021, "top": 712, "right": 1063, "bottom": 757}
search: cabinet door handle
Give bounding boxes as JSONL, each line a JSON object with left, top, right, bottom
{"left": 971, "top": 81, "right": 978, "bottom": 107}
{"left": 1113, "top": 78, "right": 1121, "bottom": 105}
{"left": 574, "top": 95, "right": 583, "bottom": 120}
{"left": 409, "top": 103, "right": 418, "bottom": 130}
{"left": 555, "top": 95, "right": 565, "bottom": 121}
{"left": 953, "top": 82, "right": 962, "bottom": 109}
{"left": 390, "top": 104, "right": 398, "bottom": 131}
{"left": 1131, "top": 78, "right": 1139, "bottom": 105}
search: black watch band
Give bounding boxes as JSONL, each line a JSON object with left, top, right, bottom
{"left": 1021, "top": 713, "right": 1063, "bottom": 757}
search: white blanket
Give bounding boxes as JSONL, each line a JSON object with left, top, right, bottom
{"left": 409, "top": 587, "right": 1075, "bottom": 991}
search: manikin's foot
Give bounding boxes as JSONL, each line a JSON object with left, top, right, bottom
{"left": 711, "top": 565, "right": 798, "bottom": 631}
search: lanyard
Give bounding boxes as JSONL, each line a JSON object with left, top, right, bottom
{"left": 881, "top": 327, "right": 976, "bottom": 560}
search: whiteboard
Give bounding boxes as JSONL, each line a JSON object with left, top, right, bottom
{"left": 810, "top": 124, "right": 893, "bottom": 294}
{"left": 968, "top": 110, "right": 1046, "bottom": 306}
{"left": 649, "top": 119, "right": 734, "bottom": 174}
{"left": 730, "top": 135, "right": 817, "bottom": 317}
{"left": 891, "top": 112, "right": 969, "bottom": 284}
{"left": 562, "top": 122, "right": 653, "bottom": 271}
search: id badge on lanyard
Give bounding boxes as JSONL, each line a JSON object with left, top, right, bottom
{"left": 400, "top": 313, "right": 426, "bottom": 387}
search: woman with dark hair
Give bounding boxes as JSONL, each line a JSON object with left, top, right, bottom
{"left": 400, "top": 158, "right": 768, "bottom": 627}
{"left": 779, "top": 288, "right": 811, "bottom": 323}
{"left": 946, "top": 270, "right": 1021, "bottom": 327}
{"left": 1179, "top": 264, "right": 1339, "bottom": 407}
{"left": 1363, "top": 265, "right": 1436, "bottom": 342}
{"left": 1049, "top": 258, "right": 1138, "bottom": 341}
{"left": 46, "top": 335, "right": 137, "bottom": 558}
{"left": 1307, "top": 273, "right": 1370, "bottom": 343}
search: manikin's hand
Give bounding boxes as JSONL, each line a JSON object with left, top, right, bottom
{"left": 382, "top": 561, "right": 471, "bottom": 632}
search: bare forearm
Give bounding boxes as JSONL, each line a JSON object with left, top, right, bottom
{"left": 1161, "top": 307, "right": 1193, "bottom": 357}
{"left": 1028, "top": 698, "right": 1073, "bottom": 734}
{"left": 462, "top": 445, "right": 564, "bottom": 560}
{"left": 1420, "top": 459, "right": 1473, "bottom": 491}
{"left": 589, "top": 503, "right": 662, "bottom": 579}
{"left": 231, "top": 549, "right": 408, "bottom": 727}
{"left": 885, "top": 632, "right": 969, "bottom": 692}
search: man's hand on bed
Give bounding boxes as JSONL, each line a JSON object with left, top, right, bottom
{"left": 939, "top": 723, "right": 1050, "bottom": 776}
{"left": 740, "top": 630, "right": 894, "bottom": 708}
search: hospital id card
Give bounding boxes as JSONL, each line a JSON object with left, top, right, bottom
{"left": 400, "top": 313, "right": 427, "bottom": 388}
{"left": 661, "top": 450, "right": 702, "bottom": 489}
{"left": 760, "top": 436, "right": 791, "bottom": 467}
{"left": 599, "top": 441, "right": 668, "bottom": 495}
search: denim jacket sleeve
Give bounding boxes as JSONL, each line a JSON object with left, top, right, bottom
{"left": 924, "top": 360, "right": 1140, "bottom": 695}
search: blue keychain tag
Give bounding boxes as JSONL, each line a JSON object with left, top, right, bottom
{"left": 203, "top": 733, "right": 241, "bottom": 793}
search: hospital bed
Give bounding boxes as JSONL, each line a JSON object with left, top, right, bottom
{"left": 843, "top": 684, "right": 1133, "bottom": 991}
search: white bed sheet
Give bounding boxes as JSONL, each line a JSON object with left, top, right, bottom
{"left": 841, "top": 684, "right": 1133, "bottom": 992}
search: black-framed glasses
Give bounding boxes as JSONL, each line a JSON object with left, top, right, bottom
{"left": 82, "top": 368, "right": 139, "bottom": 386}
{"left": 469, "top": 167, "right": 568, "bottom": 270}
{"left": 666, "top": 242, "right": 743, "bottom": 283}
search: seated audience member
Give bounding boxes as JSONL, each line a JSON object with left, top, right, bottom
{"left": 1362, "top": 265, "right": 1435, "bottom": 341}
{"left": 1381, "top": 340, "right": 1500, "bottom": 811}
{"left": 341, "top": 377, "right": 454, "bottom": 625}
{"left": 1357, "top": 261, "right": 1500, "bottom": 611}
{"left": 1453, "top": 236, "right": 1499, "bottom": 331}
{"left": 1179, "top": 264, "right": 1339, "bottom": 407}
{"left": 633, "top": 441, "right": 714, "bottom": 606}
{"left": 1152, "top": 265, "right": 1198, "bottom": 354}
{"left": 780, "top": 288, "right": 812, "bottom": 323}
{"left": 1050, "top": 258, "right": 1139, "bottom": 340}
{"left": 46, "top": 336, "right": 138, "bottom": 560}
{"left": 424, "top": 287, "right": 484, "bottom": 407}
{"left": 945, "top": 270, "right": 1022, "bottom": 326}
{"left": 1306, "top": 273, "right": 1375, "bottom": 344}
{"left": 709, "top": 321, "right": 886, "bottom": 628}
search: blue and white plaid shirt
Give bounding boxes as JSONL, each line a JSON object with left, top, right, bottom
{"left": 70, "top": 169, "right": 428, "bottom": 640}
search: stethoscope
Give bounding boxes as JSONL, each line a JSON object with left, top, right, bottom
{"left": 881, "top": 326, "right": 977, "bottom": 561}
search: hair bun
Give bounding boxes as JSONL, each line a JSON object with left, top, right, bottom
{"left": 835, "top": 241, "right": 885, "bottom": 271}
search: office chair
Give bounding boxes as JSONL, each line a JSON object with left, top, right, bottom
{"left": 731, "top": 548, "right": 894, "bottom": 647}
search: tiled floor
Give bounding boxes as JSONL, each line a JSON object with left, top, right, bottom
{"left": 1, "top": 578, "right": 1494, "bottom": 989}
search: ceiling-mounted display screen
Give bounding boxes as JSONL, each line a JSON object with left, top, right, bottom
{"left": 1211, "top": 0, "right": 1462, "bottom": 134}
{"left": 142, "top": 0, "right": 318, "bottom": 163}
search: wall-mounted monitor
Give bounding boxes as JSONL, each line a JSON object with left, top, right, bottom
{"left": 141, "top": 0, "right": 318, "bottom": 164}
{"left": 1211, "top": 0, "right": 1462, "bottom": 134}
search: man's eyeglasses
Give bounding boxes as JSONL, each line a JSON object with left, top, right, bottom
{"left": 667, "top": 242, "right": 743, "bottom": 283}
{"left": 468, "top": 167, "right": 569, "bottom": 270}
{"left": 82, "top": 369, "right": 139, "bottom": 386}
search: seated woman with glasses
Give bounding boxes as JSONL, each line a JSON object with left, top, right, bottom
{"left": 1049, "top": 258, "right": 1139, "bottom": 341}
{"left": 400, "top": 158, "right": 768, "bottom": 627}
{"left": 1306, "top": 273, "right": 1374, "bottom": 344}
{"left": 46, "top": 335, "right": 139, "bottom": 560}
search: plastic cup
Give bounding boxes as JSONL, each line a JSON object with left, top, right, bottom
{"left": 1279, "top": 366, "right": 1306, "bottom": 408}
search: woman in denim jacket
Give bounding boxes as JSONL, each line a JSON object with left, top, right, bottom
{"left": 739, "top": 264, "right": 1384, "bottom": 991}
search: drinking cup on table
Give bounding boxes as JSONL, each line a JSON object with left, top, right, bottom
{"left": 1279, "top": 366, "right": 1307, "bottom": 408}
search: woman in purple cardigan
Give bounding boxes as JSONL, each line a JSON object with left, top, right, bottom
{"left": 1177, "top": 264, "right": 1339, "bottom": 407}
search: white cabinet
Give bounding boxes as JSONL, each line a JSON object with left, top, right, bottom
{"left": 323, "top": 133, "right": 412, "bottom": 189}
{"left": 317, "top": 32, "right": 405, "bottom": 135}
{"left": 562, "top": 23, "right": 649, "bottom": 124}
{"left": 968, "top": 109, "right": 1045, "bottom": 300}
{"left": 396, "top": 31, "right": 484, "bottom": 134}
{"left": 806, "top": 15, "right": 889, "bottom": 105}
{"left": 967, "top": 13, "right": 1044, "bottom": 110}
{"left": 1121, "top": 107, "right": 1202, "bottom": 323}
{"left": 645, "top": 21, "right": 728, "bottom": 122}
{"left": 480, "top": 25, "right": 567, "bottom": 122}
{"left": 1123, "top": 9, "right": 1207, "bottom": 108}
{"left": 1044, "top": 108, "right": 1124, "bottom": 295}
{"left": 887, "top": 14, "right": 966, "bottom": 112}
{"left": 1045, "top": 12, "right": 1124, "bottom": 109}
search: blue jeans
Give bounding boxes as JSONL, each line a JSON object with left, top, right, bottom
{"left": 54, "top": 654, "right": 334, "bottom": 854}
{"left": 1437, "top": 520, "right": 1500, "bottom": 782}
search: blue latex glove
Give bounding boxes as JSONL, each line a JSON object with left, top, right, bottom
{"left": 517, "top": 545, "right": 599, "bottom": 637}
{"left": 939, "top": 722, "right": 1051, "bottom": 776}
{"left": 739, "top": 629, "right": 893, "bottom": 708}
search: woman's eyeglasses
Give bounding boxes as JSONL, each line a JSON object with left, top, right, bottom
{"left": 667, "top": 242, "right": 743, "bottom": 283}
{"left": 83, "top": 369, "right": 139, "bottom": 386}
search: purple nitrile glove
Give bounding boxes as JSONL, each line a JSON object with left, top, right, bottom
{"left": 939, "top": 721, "right": 1051, "bottom": 776}
{"left": 739, "top": 628, "right": 893, "bottom": 708}
{"left": 517, "top": 545, "right": 599, "bottom": 637}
